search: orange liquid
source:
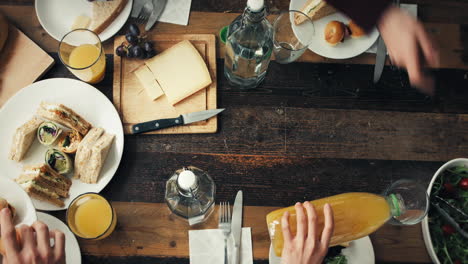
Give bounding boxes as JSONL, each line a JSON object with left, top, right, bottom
{"left": 68, "top": 44, "right": 105, "bottom": 84}
{"left": 68, "top": 194, "right": 116, "bottom": 240}
{"left": 266, "top": 192, "right": 391, "bottom": 257}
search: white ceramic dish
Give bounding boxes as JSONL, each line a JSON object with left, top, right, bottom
{"left": 0, "top": 78, "right": 124, "bottom": 211}
{"left": 35, "top": 0, "right": 133, "bottom": 42}
{"left": 421, "top": 158, "right": 468, "bottom": 264}
{"left": 289, "top": 0, "right": 379, "bottom": 59}
{"left": 269, "top": 236, "right": 375, "bottom": 264}
{"left": 0, "top": 177, "right": 37, "bottom": 227}
{"left": 37, "top": 212, "right": 82, "bottom": 264}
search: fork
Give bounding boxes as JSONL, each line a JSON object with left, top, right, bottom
{"left": 218, "top": 202, "right": 231, "bottom": 264}
{"left": 136, "top": 0, "right": 154, "bottom": 24}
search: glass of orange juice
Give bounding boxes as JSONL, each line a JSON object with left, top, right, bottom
{"left": 58, "top": 29, "right": 106, "bottom": 84}
{"left": 66, "top": 193, "right": 116, "bottom": 240}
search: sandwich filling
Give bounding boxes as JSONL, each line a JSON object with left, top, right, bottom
{"left": 306, "top": 0, "right": 323, "bottom": 14}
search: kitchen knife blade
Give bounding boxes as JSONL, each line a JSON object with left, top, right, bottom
{"left": 131, "top": 108, "right": 224, "bottom": 134}
{"left": 145, "top": 0, "right": 167, "bottom": 31}
{"left": 231, "top": 190, "right": 243, "bottom": 264}
{"left": 373, "top": 35, "right": 387, "bottom": 83}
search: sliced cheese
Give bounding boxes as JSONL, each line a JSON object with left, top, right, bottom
{"left": 145, "top": 40, "right": 212, "bottom": 106}
{"left": 71, "top": 15, "right": 91, "bottom": 30}
{"left": 134, "top": 64, "right": 164, "bottom": 100}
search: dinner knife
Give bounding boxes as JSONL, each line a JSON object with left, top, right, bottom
{"left": 231, "top": 190, "right": 243, "bottom": 264}
{"left": 130, "top": 0, "right": 145, "bottom": 18}
{"left": 145, "top": 0, "right": 167, "bottom": 31}
{"left": 373, "top": 35, "right": 387, "bottom": 83}
{"left": 131, "top": 108, "right": 224, "bottom": 134}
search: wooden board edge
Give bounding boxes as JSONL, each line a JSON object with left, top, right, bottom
{"left": 113, "top": 35, "right": 124, "bottom": 114}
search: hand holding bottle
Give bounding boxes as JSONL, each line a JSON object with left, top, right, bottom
{"left": 280, "top": 202, "right": 334, "bottom": 264}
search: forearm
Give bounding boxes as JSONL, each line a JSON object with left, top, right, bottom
{"left": 325, "top": 0, "right": 392, "bottom": 31}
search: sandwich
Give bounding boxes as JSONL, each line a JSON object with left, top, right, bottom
{"left": 9, "top": 117, "right": 43, "bottom": 162}
{"left": 80, "top": 133, "right": 115, "bottom": 184}
{"left": 15, "top": 164, "right": 72, "bottom": 207}
{"left": 74, "top": 127, "right": 104, "bottom": 179}
{"left": 36, "top": 102, "right": 92, "bottom": 136}
{"left": 90, "top": 0, "right": 128, "bottom": 34}
{"left": 295, "top": 0, "right": 337, "bottom": 25}
{"left": 57, "top": 130, "right": 83, "bottom": 154}
{"left": 0, "top": 197, "right": 16, "bottom": 220}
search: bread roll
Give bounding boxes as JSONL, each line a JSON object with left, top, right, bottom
{"left": 324, "top": 21, "right": 345, "bottom": 46}
{"left": 348, "top": 20, "right": 365, "bottom": 38}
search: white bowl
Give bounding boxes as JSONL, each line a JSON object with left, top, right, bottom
{"left": 421, "top": 158, "right": 468, "bottom": 264}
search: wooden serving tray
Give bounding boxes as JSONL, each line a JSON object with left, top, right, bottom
{"left": 113, "top": 34, "right": 217, "bottom": 135}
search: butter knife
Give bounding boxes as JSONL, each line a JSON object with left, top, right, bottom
{"left": 132, "top": 108, "right": 224, "bottom": 134}
{"left": 231, "top": 190, "right": 243, "bottom": 264}
{"left": 373, "top": 36, "right": 387, "bottom": 83}
{"left": 145, "top": 0, "right": 167, "bottom": 31}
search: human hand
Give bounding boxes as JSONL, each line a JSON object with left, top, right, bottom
{"left": 378, "top": 6, "right": 439, "bottom": 95}
{"left": 0, "top": 208, "right": 65, "bottom": 264}
{"left": 280, "top": 202, "right": 334, "bottom": 264}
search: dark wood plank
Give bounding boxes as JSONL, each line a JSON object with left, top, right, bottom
{"left": 97, "top": 152, "right": 441, "bottom": 206}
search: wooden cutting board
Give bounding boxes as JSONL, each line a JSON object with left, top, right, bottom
{"left": 113, "top": 34, "right": 217, "bottom": 135}
{"left": 0, "top": 24, "right": 54, "bottom": 107}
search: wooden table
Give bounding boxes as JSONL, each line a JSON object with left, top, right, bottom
{"left": 1, "top": 0, "right": 468, "bottom": 263}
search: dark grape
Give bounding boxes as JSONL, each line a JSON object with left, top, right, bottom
{"left": 140, "top": 49, "right": 147, "bottom": 59}
{"left": 146, "top": 49, "right": 157, "bottom": 58}
{"left": 125, "top": 33, "right": 138, "bottom": 45}
{"left": 129, "top": 24, "right": 140, "bottom": 36}
{"left": 131, "top": 45, "right": 143, "bottom": 58}
{"left": 115, "top": 45, "right": 126, "bottom": 57}
{"left": 143, "top": 41, "right": 154, "bottom": 52}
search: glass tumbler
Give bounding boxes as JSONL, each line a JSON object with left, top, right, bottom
{"left": 273, "top": 10, "right": 314, "bottom": 64}
{"left": 59, "top": 29, "right": 106, "bottom": 84}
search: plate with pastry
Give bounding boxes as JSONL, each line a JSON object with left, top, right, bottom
{"left": 0, "top": 78, "right": 124, "bottom": 211}
{"left": 35, "top": 0, "right": 133, "bottom": 42}
{"left": 290, "top": 0, "right": 380, "bottom": 59}
{"left": 0, "top": 178, "right": 37, "bottom": 227}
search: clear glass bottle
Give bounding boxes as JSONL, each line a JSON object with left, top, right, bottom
{"left": 165, "top": 166, "right": 216, "bottom": 225}
{"left": 224, "top": 0, "right": 273, "bottom": 89}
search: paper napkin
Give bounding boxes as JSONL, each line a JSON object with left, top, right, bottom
{"left": 158, "top": 0, "right": 192, "bottom": 26}
{"left": 366, "top": 4, "right": 417, "bottom": 53}
{"left": 189, "top": 228, "right": 253, "bottom": 264}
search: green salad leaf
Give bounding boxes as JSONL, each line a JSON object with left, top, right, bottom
{"left": 429, "top": 165, "right": 468, "bottom": 264}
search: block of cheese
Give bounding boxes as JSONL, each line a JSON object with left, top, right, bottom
{"left": 134, "top": 64, "right": 164, "bottom": 100}
{"left": 71, "top": 15, "right": 91, "bottom": 30}
{"left": 145, "top": 40, "right": 212, "bottom": 105}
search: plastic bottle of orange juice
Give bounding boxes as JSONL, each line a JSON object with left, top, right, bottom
{"left": 266, "top": 180, "right": 429, "bottom": 257}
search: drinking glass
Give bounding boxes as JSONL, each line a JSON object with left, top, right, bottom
{"left": 66, "top": 193, "right": 117, "bottom": 240}
{"left": 273, "top": 10, "right": 314, "bottom": 64}
{"left": 383, "top": 179, "right": 429, "bottom": 225}
{"left": 58, "top": 29, "right": 106, "bottom": 84}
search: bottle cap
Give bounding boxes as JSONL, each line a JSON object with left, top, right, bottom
{"left": 247, "top": 0, "right": 264, "bottom": 12}
{"left": 177, "top": 169, "right": 197, "bottom": 191}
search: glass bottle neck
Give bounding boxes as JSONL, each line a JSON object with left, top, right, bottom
{"left": 243, "top": 6, "right": 266, "bottom": 23}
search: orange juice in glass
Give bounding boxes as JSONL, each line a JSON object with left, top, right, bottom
{"left": 67, "top": 193, "right": 116, "bottom": 240}
{"left": 59, "top": 29, "right": 106, "bottom": 84}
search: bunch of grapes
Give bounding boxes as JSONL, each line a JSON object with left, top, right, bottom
{"left": 115, "top": 24, "right": 156, "bottom": 59}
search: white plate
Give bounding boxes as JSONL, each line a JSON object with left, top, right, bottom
{"left": 0, "top": 78, "right": 124, "bottom": 211}
{"left": 35, "top": 0, "right": 133, "bottom": 42}
{"left": 289, "top": 0, "right": 379, "bottom": 59}
{"left": 421, "top": 158, "right": 468, "bottom": 264}
{"left": 0, "top": 177, "right": 37, "bottom": 227}
{"left": 37, "top": 212, "right": 81, "bottom": 264}
{"left": 269, "top": 236, "right": 375, "bottom": 264}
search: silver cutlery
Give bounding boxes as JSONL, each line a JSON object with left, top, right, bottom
{"left": 130, "top": 0, "right": 145, "bottom": 18}
{"left": 218, "top": 202, "right": 231, "bottom": 264}
{"left": 145, "top": 0, "right": 167, "bottom": 31}
{"left": 136, "top": 0, "right": 154, "bottom": 24}
{"left": 231, "top": 191, "right": 243, "bottom": 264}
